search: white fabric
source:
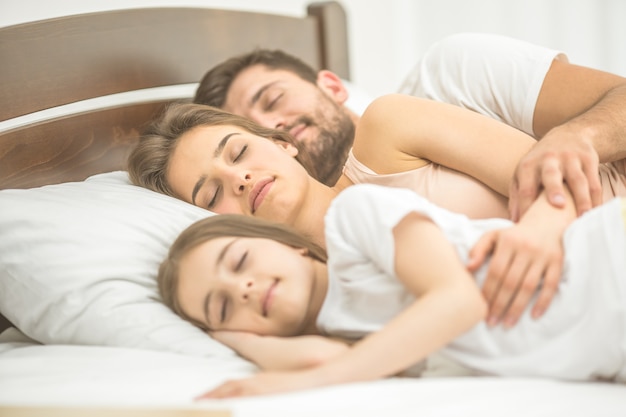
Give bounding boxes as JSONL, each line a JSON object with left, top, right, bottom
{"left": 398, "top": 33, "right": 563, "bottom": 137}
{"left": 1, "top": 336, "right": 625, "bottom": 416}
{"left": 0, "top": 171, "right": 236, "bottom": 358}
{"left": 318, "top": 184, "right": 626, "bottom": 382}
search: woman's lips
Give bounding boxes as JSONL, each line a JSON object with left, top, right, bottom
{"left": 249, "top": 178, "right": 274, "bottom": 213}
{"left": 262, "top": 280, "right": 278, "bottom": 317}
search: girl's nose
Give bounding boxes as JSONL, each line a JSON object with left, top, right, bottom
{"left": 238, "top": 279, "right": 253, "bottom": 301}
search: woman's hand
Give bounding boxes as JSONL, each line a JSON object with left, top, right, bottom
{"left": 467, "top": 226, "right": 562, "bottom": 328}
{"left": 467, "top": 192, "right": 575, "bottom": 327}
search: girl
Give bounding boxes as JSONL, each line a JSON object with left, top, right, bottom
{"left": 158, "top": 183, "right": 626, "bottom": 398}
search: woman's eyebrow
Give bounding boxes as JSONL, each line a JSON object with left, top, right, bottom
{"left": 213, "top": 133, "right": 239, "bottom": 158}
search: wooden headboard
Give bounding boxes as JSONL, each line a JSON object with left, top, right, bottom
{"left": 0, "top": 1, "right": 349, "bottom": 333}
{"left": 0, "top": 1, "right": 349, "bottom": 190}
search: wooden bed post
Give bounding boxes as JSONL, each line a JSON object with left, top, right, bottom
{"left": 307, "top": 1, "right": 351, "bottom": 80}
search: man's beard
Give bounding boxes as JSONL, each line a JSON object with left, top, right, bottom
{"left": 298, "top": 99, "right": 355, "bottom": 186}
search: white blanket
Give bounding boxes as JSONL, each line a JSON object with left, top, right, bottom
{"left": 1, "top": 329, "right": 625, "bottom": 417}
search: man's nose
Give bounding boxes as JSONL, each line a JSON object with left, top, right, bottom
{"left": 255, "top": 113, "right": 288, "bottom": 131}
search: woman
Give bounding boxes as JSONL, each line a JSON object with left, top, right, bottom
{"left": 157, "top": 183, "right": 626, "bottom": 398}
{"left": 127, "top": 94, "right": 625, "bottom": 325}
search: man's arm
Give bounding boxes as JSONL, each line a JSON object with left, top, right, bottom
{"left": 511, "top": 59, "right": 626, "bottom": 220}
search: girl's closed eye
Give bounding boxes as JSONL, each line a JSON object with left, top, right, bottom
{"left": 220, "top": 297, "right": 228, "bottom": 323}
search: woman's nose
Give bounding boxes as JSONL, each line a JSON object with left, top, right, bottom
{"left": 217, "top": 165, "right": 250, "bottom": 195}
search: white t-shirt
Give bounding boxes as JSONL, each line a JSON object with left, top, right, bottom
{"left": 396, "top": 32, "right": 563, "bottom": 137}
{"left": 317, "top": 184, "right": 626, "bottom": 382}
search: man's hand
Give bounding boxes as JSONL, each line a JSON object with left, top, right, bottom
{"left": 508, "top": 129, "right": 602, "bottom": 221}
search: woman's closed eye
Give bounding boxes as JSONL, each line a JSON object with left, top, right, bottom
{"left": 235, "top": 251, "right": 248, "bottom": 271}
{"left": 207, "top": 185, "right": 221, "bottom": 210}
{"left": 233, "top": 144, "right": 247, "bottom": 163}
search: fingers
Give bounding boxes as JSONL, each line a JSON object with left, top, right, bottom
{"left": 467, "top": 230, "right": 497, "bottom": 272}
{"left": 510, "top": 160, "right": 540, "bottom": 222}
{"left": 195, "top": 381, "right": 250, "bottom": 400}
{"left": 510, "top": 138, "right": 602, "bottom": 219}
{"left": 499, "top": 260, "right": 542, "bottom": 328}
{"left": 481, "top": 228, "right": 563, "bottom": 328}
{"left": 540, "top": 156, "right": 566, "bottom": 209}
{"left": 530, "top": 255, "right": 562, "bottom": 319}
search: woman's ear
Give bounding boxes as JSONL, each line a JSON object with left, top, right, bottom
{"left": 297, "top": 247, "right": 309, "bottom": 257}
{"left": 272, "top": 138, "right": 299, "bottom": 157}
{"left": 316, "top": 70, "right": 349, "bottom": 105}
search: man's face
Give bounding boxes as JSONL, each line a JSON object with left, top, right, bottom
{"left": 222, "top": 65, "right": 355, "bottom": 184}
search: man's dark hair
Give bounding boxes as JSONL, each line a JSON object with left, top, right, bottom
{"left": 194, "top": 49, "right": 318, "bottom": 108}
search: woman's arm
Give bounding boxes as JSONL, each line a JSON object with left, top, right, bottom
{"left": 198, "top": 212, "right": 487, "bottom": 398}
{"left": 469, "top": 188, "right": 576, "bottom": 326}
{"left": 211, "top": 331, "right": 349, "bottom": 371}
{"left": 352, "top": 93, "right": 536, "bottom": 197}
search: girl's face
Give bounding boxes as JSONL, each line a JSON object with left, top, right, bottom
{"left": 177, "top": 236, "right": 325, "bottom": 336}
{"left": 167, "top": 125, "right": 311, "bottom": 224}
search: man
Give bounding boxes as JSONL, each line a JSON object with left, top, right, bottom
{"left": 194, "top": 32, "right": 626, "bottom": 220}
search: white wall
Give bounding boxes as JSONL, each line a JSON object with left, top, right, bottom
{"left": 2, "top": 0, "right": 625, "bottom": 98}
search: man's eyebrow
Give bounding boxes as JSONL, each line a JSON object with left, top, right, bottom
{"left": 203, "top": 238, "right": 238, "bottom": 329}
{"left": 190, "top": 133, "right": 239, "bottom": 206}
{"left": 250, "top": 81, "right": 278, "bottom": 106}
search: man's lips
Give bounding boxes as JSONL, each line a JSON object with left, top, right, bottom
{"left": 288, "top": 124, "right": 306, "bottom": 141}
{"left": 249, "top": 178, "right": 274, "bottom": 213}
{"left": 262, "top": 280, "right": 278, "bottom": 317}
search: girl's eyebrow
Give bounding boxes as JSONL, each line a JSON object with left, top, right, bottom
{"left": 203, "top": 238, "right": 238, "bottom": 328}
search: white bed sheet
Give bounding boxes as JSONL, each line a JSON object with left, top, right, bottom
{"left": 1, "top": 328, "right": 625, "bottom": 417}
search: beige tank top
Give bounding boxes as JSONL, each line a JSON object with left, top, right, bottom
{"left": 342, "top": 150, "right": 626, "bottom": 220}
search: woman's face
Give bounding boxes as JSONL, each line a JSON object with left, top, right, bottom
{"left": 177, "top": 236, "right": 323, "bottom": 336}
{"left": 167, "top": 124, "right": 311, "bottom": 224}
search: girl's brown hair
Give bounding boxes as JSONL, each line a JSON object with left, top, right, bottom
{"left": 158, "top": 214, "right": 327, "bottom": 329}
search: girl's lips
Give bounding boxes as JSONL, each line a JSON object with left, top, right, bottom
{"left": 262, "top": 280, "right": 278, "bottom": 317}
{"left": 249, "top": 178, "right": 274, "bottom": 213}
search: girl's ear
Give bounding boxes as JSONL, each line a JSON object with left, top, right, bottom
{"left": 316, "top": 70, "right": 349, "bottom": 105}
{"left": 272, "top": 138, "right": 299, "bottom": 157}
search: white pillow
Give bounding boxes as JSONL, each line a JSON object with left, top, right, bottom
{"left": 0, "top": 171, "right": 234, "bottom": 357}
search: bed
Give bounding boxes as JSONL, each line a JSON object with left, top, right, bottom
{"left": 0, "top": 2, "right": 625, "bottom": 416}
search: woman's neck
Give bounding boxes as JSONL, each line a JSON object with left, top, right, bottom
{"left": 291, "top": 180, "right": 339, "bottom": 249}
